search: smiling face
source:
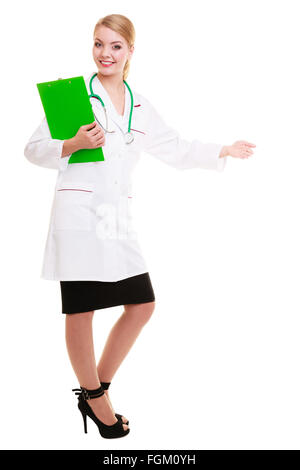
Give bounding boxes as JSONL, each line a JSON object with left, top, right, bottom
{"left": 93, "top": 25, "right": 134, "bottom": 78}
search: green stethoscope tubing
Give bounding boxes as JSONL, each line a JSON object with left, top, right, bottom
{"left": 89, "top": 72, "right": 134, "bottom": 144}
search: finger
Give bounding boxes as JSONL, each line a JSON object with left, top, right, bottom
{"left": 95, "top": 141, "right": 105, "bottom": 148}
{"left": 89, "top": 128, "right": 103, "bottom": 137}
{"left": 95, "top": 126, "right": 105, "bottom": 136}
{"left": 84, "top": 121, "right": 97, "bottom": 130}
{"left": 234, "top": 140, "right": 246, "bottom": 146}
{"left": 94, "top": 123, "right": 104, "bottom": 132}
{"left": 95, "top": 136, "right": 105, "bottom": 144}
{"left": 241, "top": 141, "right": 256, "bottom": 147}
{"left": 238, "top": 146, "right": 254, "bottom": 156}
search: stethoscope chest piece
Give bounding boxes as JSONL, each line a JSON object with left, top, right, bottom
{"left": 124, "top": 132, "right": 134, "bottom": 144}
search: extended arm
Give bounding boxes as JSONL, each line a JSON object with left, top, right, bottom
{"left": 141, "top": 96, "right": 227, "bottom": 172}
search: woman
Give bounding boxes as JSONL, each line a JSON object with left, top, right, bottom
{"left": 24, "top": 14, "right": 255, "bottom": 440}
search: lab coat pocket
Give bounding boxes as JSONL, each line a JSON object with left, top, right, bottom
{"left": 53, "top": 180, "right": 95, "bottom": 231}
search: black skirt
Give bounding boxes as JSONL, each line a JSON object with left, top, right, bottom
{"left": 60, "top": 272, "right": 155, "bottom": 314}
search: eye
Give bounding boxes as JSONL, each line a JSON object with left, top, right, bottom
{"left": 94, "top": 42, "right": 121, "bottom": 50}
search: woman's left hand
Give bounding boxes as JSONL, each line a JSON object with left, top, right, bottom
{"left": 220, "top": 141, "right": 256, "bottom": 159}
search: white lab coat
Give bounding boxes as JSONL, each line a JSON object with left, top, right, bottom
{"left": 24, "top": 72, "right": 227, "bottom": 281}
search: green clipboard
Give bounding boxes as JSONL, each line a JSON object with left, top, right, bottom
{"left": 36, "top": 76, "right": 105, "bottom": 164}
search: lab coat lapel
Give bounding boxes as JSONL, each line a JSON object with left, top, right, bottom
{"left": 92, "top": 74, "right": 130, "bottom": 132}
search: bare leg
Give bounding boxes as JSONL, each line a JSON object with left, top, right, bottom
{"left": 97, "top": 302, "right": 155, "bottom": 419}
{"left": 65, "top": 310, "right": 128, "bottom": 430}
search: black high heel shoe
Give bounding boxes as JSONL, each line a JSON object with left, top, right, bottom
{"left": 100, "top": 381, "right": 129, "bottom": 425}
{"left": 72, "top": 385, "right": 130, "bottom": 439}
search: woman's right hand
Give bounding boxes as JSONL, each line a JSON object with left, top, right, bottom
{"left": 73, "top": 121, "right": 105, "bottom": 150}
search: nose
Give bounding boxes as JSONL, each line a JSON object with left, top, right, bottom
{"left": 101, "top": 45, "right": 112, "bottom": 58}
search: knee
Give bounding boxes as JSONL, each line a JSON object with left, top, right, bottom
{"left": 66, "top": 310, "right": 95, "bottom": 321}
{"left": 142, "top": 301, "right": 156, "bottom": 323}
{"left": 124, "top": 301, "right": 155, "bottom": 326}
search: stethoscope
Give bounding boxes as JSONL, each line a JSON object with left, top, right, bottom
{"left": 88, "top": 72, "right": 134, "bottom": 144}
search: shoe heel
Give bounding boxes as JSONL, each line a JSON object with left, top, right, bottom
{"left": 82, "top": 410, "right": 88, "bottom": 433}
{"left": 77, "top": 401, "right": 88, "bottom": 433}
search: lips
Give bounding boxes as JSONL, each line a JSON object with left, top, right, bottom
{"left": 99, "top": 60, "right": 115, "bottom": 67}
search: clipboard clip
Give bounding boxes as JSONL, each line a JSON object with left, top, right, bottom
{"left": 57, "top": 77, "right": 71, "bottom": 84}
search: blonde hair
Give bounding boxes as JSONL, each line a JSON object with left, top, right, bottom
{"left": 93, "top": 14, "right": 135, "bottom": 81}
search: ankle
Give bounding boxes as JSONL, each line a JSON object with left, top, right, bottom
{"left": 99, "top": 379, "right": 112, "bottom": 385}
{"left": 89, "top": 394, "right": 106, "bottom": 405}
{"left": 81, "top": 383, "right": 101, "bottom": 391}
{"left": 72, "top": 384, "right": 104, "bottom": 402}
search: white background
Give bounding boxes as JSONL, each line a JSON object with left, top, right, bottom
{"left": 1, "top": 0, "right": 300, "bottom": 450}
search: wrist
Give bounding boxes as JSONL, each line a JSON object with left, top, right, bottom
{"left": 219, "top": 145, "right": 230, "bottom": 158}
{"left": 61, "top": 137, "right": 80, "bottom": 158}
